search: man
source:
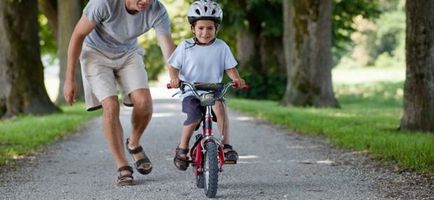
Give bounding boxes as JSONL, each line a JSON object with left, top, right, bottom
{"left": 63, "top": 0, "right": 176, "bottom": 186}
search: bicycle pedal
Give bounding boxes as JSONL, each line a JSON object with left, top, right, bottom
{"left": 224, "top": 160, "right": 237, "bottom": 164}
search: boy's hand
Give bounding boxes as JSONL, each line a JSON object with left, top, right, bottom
{"left": 170, "top": 77, "right": 180, "bottom": 88}
{"left": 233, "top": 78, "right": 246, "bottom": 89}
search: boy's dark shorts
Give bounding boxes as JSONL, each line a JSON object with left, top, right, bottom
{"left": 182, "top": 96, "right": 221, "bottom": 125}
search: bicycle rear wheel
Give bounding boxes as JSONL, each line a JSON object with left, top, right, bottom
{"left": 203, "top": 142, "right": 219, "bottom": 198}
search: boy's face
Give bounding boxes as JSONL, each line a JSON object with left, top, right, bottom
{"left": 192, "top": 20, "right": 217, "bottom": 45}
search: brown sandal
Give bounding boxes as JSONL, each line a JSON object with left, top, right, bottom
{"left": 117, "top": 166, "right": 134, "bottom": 186}
{"left": 174, "top": 147, "right": 190, "bottom": 171}
{"left": 223, "top": 144, "right": 239, "bottom": 164}
{"left": 126, "top": 138, "right": 152, "bottom": 175}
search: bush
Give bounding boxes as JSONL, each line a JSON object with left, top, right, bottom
{"left": 228, "top": 68, "right": 287, "bottom": 101}
{"left": 143, "top": 44, "right": 165, "bottom": 81}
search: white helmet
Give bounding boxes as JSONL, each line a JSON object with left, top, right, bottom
{"left": 187, "top": 0, "right": 223, "bottom": 24}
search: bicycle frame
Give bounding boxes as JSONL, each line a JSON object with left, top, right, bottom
{"left": 176, "top": 82, "right": 235, "bottom": 173}
{"left": 191, "top": 104, "right": 225, "bottom": 174}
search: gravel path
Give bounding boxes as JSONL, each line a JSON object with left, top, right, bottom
{"left": 0, "top": 87, "right": 432, "bottom": 200}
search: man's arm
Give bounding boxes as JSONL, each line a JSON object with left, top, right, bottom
{"left": 157, "top": 34, "right": 179, "bottom": 87}
{"left": 63, "top": 15, "right": 96, "bottom": 105}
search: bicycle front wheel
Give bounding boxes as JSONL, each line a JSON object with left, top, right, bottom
{"left": 203, "top": 142, "right": 219, "bottom": 198}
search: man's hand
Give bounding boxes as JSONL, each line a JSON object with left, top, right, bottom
{"left": 63, "top": 79, "right": 77, "bottom": 105}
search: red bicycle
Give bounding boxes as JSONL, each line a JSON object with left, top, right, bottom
{"left": 168, "top": 81, "right": 247, "bottom": 198}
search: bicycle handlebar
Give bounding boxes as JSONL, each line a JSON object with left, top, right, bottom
{"left": 167, "top": 81, "right": 248, "bottom": 98}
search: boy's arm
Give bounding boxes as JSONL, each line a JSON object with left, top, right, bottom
{"left": 168, "top": 66, "right": 180, "bottom": 88}
{"left": 225, "top": 68, "right": 246, "bottom": 88}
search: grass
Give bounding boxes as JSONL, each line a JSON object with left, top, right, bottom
{"left": 0, "top": 103, "right": 101, "bottom": 166}
{"left": 228, "top": 80, "right": 434, "bottom": 174}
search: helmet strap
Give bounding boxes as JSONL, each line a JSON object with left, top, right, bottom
{"left": 193, "top": 37, "right": 216, "bottom": 46}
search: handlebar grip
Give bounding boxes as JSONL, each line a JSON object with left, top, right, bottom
{"left": 242, "top": 84, "right": 249, "bottom": 91}
{"left": 167, "top": 81, "right": 184, "bottom": 89}
{"left": 233, "top": 82, "right": 249, "bottom": 91}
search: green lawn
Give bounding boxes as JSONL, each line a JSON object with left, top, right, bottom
{"left": 228, "top": 80, "right": 434, "bottom": 174}
{"left": 0, "top": 103, "right": 100, "bottom": 165}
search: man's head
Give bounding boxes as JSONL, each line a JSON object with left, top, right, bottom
{"left": 125, "top": 0, "right": 154, "bottom": 13}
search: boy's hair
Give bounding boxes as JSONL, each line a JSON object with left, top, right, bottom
{"left": 187, "top": 0, "right": 223, "bottom": 25}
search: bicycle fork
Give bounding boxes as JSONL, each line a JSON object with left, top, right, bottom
{"left": 192, "top": 106, "right": 225, "bottom": 175}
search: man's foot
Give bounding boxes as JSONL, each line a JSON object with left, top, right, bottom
{"left": 117, "top": 166, "right": 134, "bottom": 186}
{"left": 126, "top": 138, "right": 152, "bottom": 175}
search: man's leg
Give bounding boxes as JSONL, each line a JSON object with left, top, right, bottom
{"left": 101, "top": 96, "right": 129, "bottom": 168}
{"left": 126, "top": 88, "right": 152, "bottom": 152}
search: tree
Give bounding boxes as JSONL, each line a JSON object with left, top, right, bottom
{"left": 0, "top": 0, "right": 59, "bottom": 118}
{"left": 225, "top": 0, "right": 285, "bottom": 75}
{"left": 219, "top": 0, "right": 286, "bottom": 100}
{"left": 281, "top": 0, "right": 339, "bottom": 108}
{"left": 400, "top": 0, "right": 434, "bottom": 132}
{"left": 56, "top": 0, "right": 83, "bottom": 103}
{"left": 38, "top": 0, "right": 58, "bottom": 40}
{"left": 219, "top": 0, "right": 379, "bottom": 101}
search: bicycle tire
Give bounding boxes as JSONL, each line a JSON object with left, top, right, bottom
{"left": 196, "top": 173, "right": 204, "bottom": 188}
{"left": 203, "top": 142, "right": 219, "bottom": 198}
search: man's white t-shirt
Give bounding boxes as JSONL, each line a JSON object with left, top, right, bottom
{"left": 83, "top": 0, "right": 170, "bottom": 54}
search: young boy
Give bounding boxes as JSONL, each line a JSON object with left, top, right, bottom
{"left": 168, "top": 0, "right": 246, "bottom": 171}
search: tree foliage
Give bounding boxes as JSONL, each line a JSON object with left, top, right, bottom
{"left": 39, "top": 13, "right": 57, "bottom": 63}
{"left": 332, "top": 0, "right": 381, "bottom": 62}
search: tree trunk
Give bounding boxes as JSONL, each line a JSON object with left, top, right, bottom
{"left": 0, "top": 0, "right": 59, "bottom": 118}
{"left": 38, "top": 0, "right": 58, "bottom": 40}
{"left": 236, "top": 20, "right": 264, "bottom": 73}
{"left": 236, "top": 16, "right": 285, "bottom": 75}
{"left": 281, "top": 0, "right": 339, "bottom": 108}
{"left": 400, "top": 1, "right": 434, "bottom": 132}
{"left": 259, "top": 36, "right": 285, "bottom": 74}
{"left": 56, "top": 0, "right": 83, "bottom": 103}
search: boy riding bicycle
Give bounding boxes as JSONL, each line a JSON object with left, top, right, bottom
{"left": 168, "top": 0, "right": 246, "bottom": 171}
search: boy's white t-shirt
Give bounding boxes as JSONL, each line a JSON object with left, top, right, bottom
{"left": 168, "top": 38, "right": 238, "bottom": 83}
{"left": 168, "top": 38, "right": 238, "bottom": 98}
{"left": 83, "top": 0, "right": 170, "bottom": 54}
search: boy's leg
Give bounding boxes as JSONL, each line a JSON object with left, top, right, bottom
{"left": 179, "top": 96, "right": 203, "bottom": 148}
{"left": 212, "top": 101, "right": 230, "bottom": 144}
{"left": 174, "top": 120, "right": 200, "bottom": 171}
{"left": 179, "top": 120, "right": 201, "bottom": 149}
{"left": 213, "top": 101, "right": 238, "bottom": 162}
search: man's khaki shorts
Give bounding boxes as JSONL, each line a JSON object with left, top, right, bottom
{"left": 80, "top": 44, "right": 149, "bottom": 111}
